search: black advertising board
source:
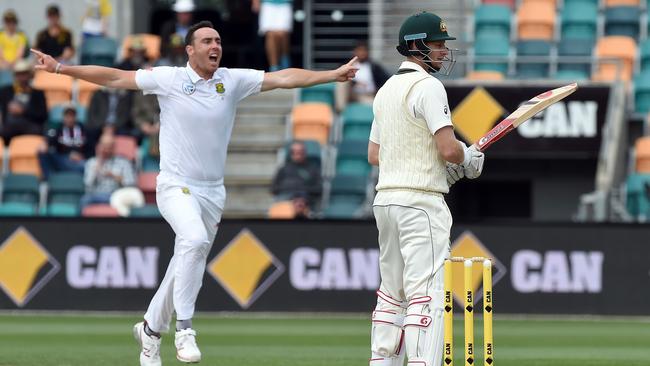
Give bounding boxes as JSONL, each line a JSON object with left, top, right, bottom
{"left": 445, "top": 84, "right": 610, "bottom": 159}
{"left": 0, "top": 219, "right": 648, "bottom": 315}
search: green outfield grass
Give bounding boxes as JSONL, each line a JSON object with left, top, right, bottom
{"left": 0, "top": 313, "right": 649, "bottom": 366}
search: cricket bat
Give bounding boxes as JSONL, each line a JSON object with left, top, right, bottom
{"left": 474, "top": 83, "right": 578, "bottom": 152}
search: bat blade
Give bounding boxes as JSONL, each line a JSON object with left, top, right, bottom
{"left": 474, "top": 83, "right": 578, "bottom": 151}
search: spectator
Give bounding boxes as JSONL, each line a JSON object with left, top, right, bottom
{"left": 155, "top": 33, "right": 187, "bottom": 67}
{"left": 292, "top": 192, "right": 313, "bottom": 220}
{"left": 81, "top": 0, "right": 113, "bottom": 38}
{"left": 252, "top": 0, "right": 293, "bottom": 71}
{"left": 81, "top": 133, "right": 136, "bottom": 207}
{"left": 0, "top": 59, "right": 47, "bottom": 143}
{"left": 159, "top": 0, "right": 195, "bottom": 58}
{"left": 0, "top": 10, "right": 28, "bottom": 70}
{"left": 117, "top": 36, "right": 151, "bottom": 71}
{"left": 35, "top": 5, "right": 75, "bottom": 64}
{"left": 131, "top": 92, "right": 160, "bottom": 157}
{"left": 38, "top": 104, "right": 88, "bottom": 179}
{"left": 336, "top": 40, "right": 389, "bottom": 112}
{"left": 271, "top": 140, "right": 322, "bottom": 206}
{"left": 86, "top": 87, "right": 134, "bottom": 149}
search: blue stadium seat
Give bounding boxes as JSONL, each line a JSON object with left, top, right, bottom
{"left": 48, "top": 172, "right": 84, "bottom": 205}
{"left": 605, "top": 6, "right": 640, "bottom": 40}
{"left": 329, "top": 174, "right": 367, "bottom": 206}
{"left": 300, "top": 83, "right": 336, "bottom": 111}
{"left": 634, "top": 71, "right": 650, "bottom": 113}
{"left": 561, "top": 2, "right": 598, "bottom": 40}
{"left": 46, "top": 202, "right": 79, "bottom": 217}
{"left": 474, "top": 4, "right": 512, "bottom": 40}
{"left": 639, "top": 40, "right": 650, "bottom": 72}
{"left": 0, "top": 69, "right": 13, "bottom": 88}
{"left": 47, "top": 104, "right": 87, "bottom": 128}
{"left": 342, "top": 103, "right": 373, "bottom": 140}
{"left": 323, "top": 201, "right": 363, "bottom": 219}
{"left": 516, "top": 40, "right": 551, "bottom": 79}
{"left": 3, "top": 174, "right": 39, "bottom": 205}
{"left": 80, "top": 37, "right": 118, "bottom": 67}
{"left": 0, "top": 202, "right": 37, "bottom": 216}
{"left": 129, "top": 204, "right": 162, "bottom": 218}
{"left": 335, "top": 139, "right": 371, "bottom": 177}
{"left": 556, "top": 38, "right": 593, "bottom": 80}
{"left": 626, "top": 173, "right": 650, "bottom": 218}
{"left": 474, "top": 35, "right": 510, "bottom": 75}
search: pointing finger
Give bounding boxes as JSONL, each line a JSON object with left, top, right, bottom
{"left": 346, "top": 56, "right": 358, "bottom": 66}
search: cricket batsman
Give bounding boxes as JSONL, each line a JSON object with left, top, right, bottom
{"left": 367, "top": 11, "right": 484, "bottom": 366}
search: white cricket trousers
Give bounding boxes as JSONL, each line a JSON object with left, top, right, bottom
{"left": 144, "top": 171, "right": 226, "bottom": 333}
{"left": 372, "top": 190, "right": 452, "bottom": 301}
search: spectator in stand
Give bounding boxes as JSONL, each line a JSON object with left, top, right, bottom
{"left": 81, "top": 0, "right": 113, "bottom": 38}
{"left": 159, "top": 0, "right": 195, "bottom": 58}
{"left": 271, "top": 140, "right": 322, "bottom": 207}
{"left": 292, "top": 192, "right": 313, "bottom": 220}
{"left": 86, "top": 87, "right": 134, "bottom": 149}
{"left": 155, "top": 33, "right": 187, "bottom": 67}
{"left": 81, "top": 133, "right": 136, "bottom": 207}
{"left": 132, "top": 92, "right": 160, "bottom": 156}
{"left": 118, "top": 36, "right": 151, "bottom": 71}
{"left": 35, "top": 5, "right": 75, "bottom": 64}
{"left": 0, "top": 59, "right": 47, "bottom": 143}
{"left": 335, "top": 40, "right": 389, "bottom": 112}
{"left": 0, "top": 10, "right": 28, "bottom": 71}
{"left": 252, "top": 0, "right": 293, "bottom": 71}
{"left": 38, "top": 104, "right": 88, "bottom": 179}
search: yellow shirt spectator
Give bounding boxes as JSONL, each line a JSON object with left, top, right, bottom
{"left": 82, "top": 0, "right": 113, "bottom": 37}
{"left": 0, "top": 9, "right": 27, "bottom": 66}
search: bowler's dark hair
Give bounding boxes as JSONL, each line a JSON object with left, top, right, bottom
{"left": 185, "top": 21, "right": 215, "bottom": 46}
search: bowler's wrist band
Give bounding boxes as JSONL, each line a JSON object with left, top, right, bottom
{"left": 55, "top": 63, "right": 62, "bottom": 74}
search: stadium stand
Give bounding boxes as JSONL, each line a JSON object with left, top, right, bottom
{"left": 556, "top": 38, "right": 593, "bottom": 80}
{"left": 517, "top": 0, "right": 556, "bottom": 41}
{"left": 604, "top": 6, "right": 641, "bottom": 40}
{"left": 2, "top": 173, "right": 39, "bottom": 207}
{"left": 474, "top": 4, "right": 512, "bottom": 40}
{"left": 561, "top": 2, "right": 598, "bottom": 41}
{"left": 290, "top": 103, "right": 333, "bottom": 145}
{"left": 592, "top": 36, "right": 636, "bottom": 82}
{"left": 515, "top": 40, "right": 552, "bottom": 78}
{"left": 80, "top": 36, "right": 118, "bottom": 67}
{"left": 32, "top": 71, "right": 74, "bottom": 109}
{"left": 8, "top": 135, "right": 46, "bottom": 178}
{"left": 300, "top": 83, "right": 336, "bottom": 111}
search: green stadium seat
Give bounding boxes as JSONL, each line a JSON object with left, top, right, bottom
{"left": 3, "top": 174, "right": 39, "bottom": 205}
{"left": 46, "top": 202, "right": 79, "bottom": 217}
{"left": 564, "top": 0, "right": 599, "bottom": 6}
{"left": 80, "top": 37, "right": 118, "bottom": 67}
{"left": 48, "top": 172, "right": 84, "bottom": 205}
{"left": 474, "top": 5, "right": 512, "bottom": 40}
{"left": 329, "top": 174, "right": 367, "bottom": 205}
{"left": 0, "top": 70, "right": 13, "bottom": 88}
{"left": 129, "top": 204, "right": 162, "bottom": 218}
{"left": 561, "top": 2, "right": 598, "bottom": 40}
{"left": 323, "top": 201, "right": 363, "bottom": 219}
{"left": 300, "top": 83, "right": 336, "bottom": 110}
{"left": 47, "top": 104, "right": 87, "bottom": 128}
{"left": 605, "top": 6, "right": 640, "bottom": 40}
{"left": 639, "top": 40, "right": 650, "bottom": 72}
{"left": 556, "top": 38, "right": 593, "bottom": 80}
{"left": 335, "top": 139, "right": 371, "bottom": 177}
{"left": 474, "top": 35, "right": 510, "bottom": 75}
{"left": 284, "top": 139, "right": 322, "bottom": 167}
{"left": 342, "top": 103, "right": 373, "bottom": 140}
{"left": 626, "top": 173, "right": 650, "bottom": 217}
{"left": 516, "top": 40, "right": 551, "bottom": 79}
{"left": 0, "top": 202, "right": 37, "bottom": 216}
{"left": 634, "top": 71, "right": 650, "bottom": 113}
{"left": 139, "top": 138, "right": 160, "bottom": 172}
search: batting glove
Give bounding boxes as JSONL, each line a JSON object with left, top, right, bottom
{"left": 446, "top": 162, "right": 464, "bottom": 187}
{"left": 460, "top": 142, "right": 485, "bottom": 179}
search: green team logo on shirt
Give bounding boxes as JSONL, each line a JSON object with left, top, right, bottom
{"left": 216, "top": 83, "right": 226, "bottom": 94}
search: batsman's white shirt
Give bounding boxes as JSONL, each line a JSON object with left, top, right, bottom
{"left": 135, "top": 64, "right": 263, "bottom": 332}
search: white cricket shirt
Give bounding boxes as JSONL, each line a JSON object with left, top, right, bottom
{"left": 135, "top": 63, "right": 264, "bottom": 181}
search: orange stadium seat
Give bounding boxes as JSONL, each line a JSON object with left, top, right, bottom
{"left": 138, "top": 172, "right": 158, "bottom": 204}
{"left": 82, "top": 204, "right": 120, "bottom": 217}
{"left": 465, "top": 70, "right": 505, "bottom": 80}
{"left": 291, "top": 103, "right": 333, "bottom": 145}
{"left": 592, "top": 36, "right": 636, "bottom": 82}
{"left": 121, "top": 34, "right": 161, "bottom": 62}
{"left": 268, "top": 200, "right": 296, "bottom": 219}
{"left": 76, "top": 79, "right": 101, "bottom": 107}
{"left": 635, "top": 137, "right": 650, "bottom": 172}
{"left": 8, "top": 135, "right": 46, "bottom": 178}
{"left": 517, "top": 1, "right": 556, "bottom": 40}
{"left": 32, "top": 71, "right": 74, "bottom": 109}
{"left": 604, "top": 0, "right": 640, "bottom": 6}
{"left": 113, "top": 135, "right": 138, "bottom": 161}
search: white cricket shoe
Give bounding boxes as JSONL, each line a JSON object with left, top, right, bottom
{"left": 133, "top": 322, "right": 162, "bottom": 366}
{"left": 175, "top": 328, "right": 201, "bottom": 363}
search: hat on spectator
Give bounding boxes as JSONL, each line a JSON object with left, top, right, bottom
{"left": 3, "top": 9, "right": 18, "bottom": 22}
{"left": 13, "top": 59, "right": 32, "bottom": 73}
{"left": 173, "top": 0, "right": 195, "bottom": 12}
{"left": 46, "top": 4, "right": 60, "bottom": 17}
{"left": 62, "top": 103, "right": 77, "bottom": 115}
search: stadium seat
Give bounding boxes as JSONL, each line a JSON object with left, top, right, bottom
{"left": 640, "top": 40, "right": 650, "bottom": 72}
{"left": 483, "top": 0, "right": 516, "bottom": 10}
{"left": 268, "top": 200, "right": 296, "bottom": 219}
{"left": 82, "top": 204, "right": 120, "bottom": 217}
{"left": 605, "top": 0, "right": 640, "bottom": 6}
{"left": 473, "top": 35, "right": 510, "bottom": 74}
{"left": 121, "top": 33, "right": 161, "bottom": 61}
{"left": 76, "top": 79, "right": 101, "bottom": 107}
{"left": 465, "top": 70, "right": 504, "bottom": 80}
{"left": 323, "top": 201, "right": 362, "bottom": 219}
{"left": 516, "top": 40, "right": 552, "bottom": 78}
{"left": 604, "top": 6, "right": 641, "bottom": 40}
{"left": 592, "top": 36, "right": 636, "bottom": 82}
{"left": 46, "top": 202, "right": 79, "bottom": 217}
{"left": 564, "top": 0, "right": 599, "bottom": 6}
{"left": 635, "top": 136, "right": 650, "bottom": 172}
{"left": 138, "top": 172, "right": 158, "bottom": 204}
{"left": 80, "top": 37, "right": 118, "bottom": 67}
{"left": 300, "top": 83, "right": 336, "bottom": 111}
{"left": 335, "top": 139, "right": 372, "bottom": 177}
{"left": 3, "top": 174, "right": 39, "bottom": 205}
{"left": 129, "top": 204, "right": 162, "bottom": 218}
{"left": 634, "top": 71, "right": 650, "bottom": 113}
{"left": 341, "top": 103, "right": 373, "bottom": 140}
{"left": 291, "top": 103, "right": 333, "bottom": 145}
{"left": 113, "top": 135, "right": 138, "bottom": 161}
{"left": 47, "top": 104, "right": 87, "bottom": 128}
{"left": 517, "top": 1, "right": 556, "bottom": 40}
{"left": 0, "top": 202, "right": 37, "bottom": 216}
{"left": 329, "top": 174, "right": 367, "bottom": 205}
{"left": 626, "top": 173, "right": 650, "bottom": 218}
{"left": 0, "top": 69, "right": 13, "bottom": 88}
{"left": 556, "top": 38, "right": 593, "bottom": 80}
{"left": 33, "top": 71, "right": 73, "bottom": 109}
{"left": 139, "top": 137, "right": 160, "bottom": 172}
{"left": 283, "top": 139, "right": 322, "bottom": 167}
{"left": 561, "top": 2, "right": 598, "bottom": 40}
{"left": 48, "top": 172, "right": 84, "bottom": 205}
{"left": 8, "top": 135, "right": 46, "bottom": 178}
{"left": 474, "top": 5, "right": 512, "bottom": 40}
